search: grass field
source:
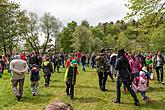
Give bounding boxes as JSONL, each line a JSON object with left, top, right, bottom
{"left": 0, "top": 66, "right": 165, "bottom": 110}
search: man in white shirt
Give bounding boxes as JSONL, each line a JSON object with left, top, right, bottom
{"left": 10, "top": 55, "right": 28, "bottom": 101}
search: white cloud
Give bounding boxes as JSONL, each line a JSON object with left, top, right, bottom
{"left": 11, "top": 0, "right": 130, "bottom": 26}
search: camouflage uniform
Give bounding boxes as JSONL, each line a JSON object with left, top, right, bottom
{"left": 96, "top": 53, "right": 110, "bottom": 91}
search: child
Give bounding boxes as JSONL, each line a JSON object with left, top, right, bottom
{"left": 64, "top": 60, "right": 79, "bottom": 100}
{"left": 30, "top": 64, "right": 40, "bottom": 96}
{"left": 132, "top": 67, "right": 150, "bottom": 101}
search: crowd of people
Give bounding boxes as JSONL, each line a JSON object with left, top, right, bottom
{"left": 0, "top": 49, "right": 164, "bottom": 108}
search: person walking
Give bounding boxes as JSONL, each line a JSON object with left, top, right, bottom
{"left": 64, "top": 60, "right": 79, "bottom": 100}
{"left": 30, "top": 64, "right": 40, "bottom": 96}
{"left": 132, "top": 67, "right": 150, "bottom": 101}
{"left": 113, "top": 49, "right": 140, "bottom": 106}
{"left": 10, "top": 55, "right": 28, "bottom": 101}
{"left": 153, "top": 51, "right": 164, "bottom": 84}
{"left": 96, "top": 49, "right": 110, "bottom": 91}
{"left": 42, "top": 57, "right": 53, "bottom": 87}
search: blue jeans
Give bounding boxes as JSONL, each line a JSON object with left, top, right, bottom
{"left": 155, "top": 66, "right": 164, "bottom": 82}
{"left": 140, "top": 91, "right": 149, "bottom": 100}
{"left": 61, "top": 60, "right": 65, "bottom": 67}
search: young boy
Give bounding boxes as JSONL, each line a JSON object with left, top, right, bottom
{"left": 64, "top": 60, "right": 79, "bottom": 100}
{"left": 30, "top": 64, "right": 40, "bottom": 96}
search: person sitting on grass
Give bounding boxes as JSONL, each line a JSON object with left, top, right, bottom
{"left": 64, "top": 60, "right": 79, "bottom": 100}
{"left": 30, "top": 64, "right": 40, "bottom": 96}
{"left": 43, "top": 101, "right": 73, "bottom": 110}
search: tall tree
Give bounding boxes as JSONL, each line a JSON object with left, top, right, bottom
{"left": 20, "top": 12, "right": 40, "bottom": 53}
{"left": 57, "top": 21, "right": 77, "bottom": 52}
{"left": 0, "top": 0, "right": 23, "bottom": 54}
{"left": 72, "top": 26, "right": 94, "bottom": 52}
{"left": 40, "top": 12, "right": 62, "bottom": 55}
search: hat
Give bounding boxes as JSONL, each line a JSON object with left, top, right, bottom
{"left": 71, "top": 60, "right": 78, "bottom": 65}
{"left": 14, "top": 55, "right": 21, "bottom": 59}
{"left": 142, "top": 67, "right": 148, "bottom": 72}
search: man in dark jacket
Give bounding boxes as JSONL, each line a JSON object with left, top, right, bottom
{"left": 81, "top": 53, "right": 87, "bottom": 71}
{"left": 96, "top": 49, "right": 110, "bottom": 91}
{"left": 42, "top": 57, "right": 53, "bottom": 87}
{"left": 113, "top": 49, "right": 140, "bottom": 106}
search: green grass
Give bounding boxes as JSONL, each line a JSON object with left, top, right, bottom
{"left": 0, "top": 67, "right": 165, "bottom": 110}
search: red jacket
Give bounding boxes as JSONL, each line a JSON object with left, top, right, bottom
{"left": 65, "top": 57, "right": 77, "bottom": 68}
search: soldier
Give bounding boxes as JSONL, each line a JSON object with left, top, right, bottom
{"left": 96, "top": 49, "right": 110, "bottom": 91}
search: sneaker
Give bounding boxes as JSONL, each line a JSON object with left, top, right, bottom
{"left": 66, "top": 92, "right": 69, "bottom": 96}
{"left": 44, "top": 84, "right": 48, "bottom": 87}
{"left": 70, "top": 96, "right": 74, "bottom": 100}
{"left": 17, "top": 96, "right": 21, "bottom": 101}
{"left": 161, "top": 82, "right": 164, "bottom": 84}
{"left": 134, "top": 101, "right": 140, "bottom": 106}
{"left": 112, "top": 100, "right": 120, "bottom": 104}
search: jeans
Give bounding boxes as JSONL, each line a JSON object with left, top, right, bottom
{"left": 140, "top": 91, "right": 149, "bottom": 100}
{"left": 155, "top": 66, "right": 164, "bottom": 82}
{"left": 91, "top": 61, "right": 96, "bottom": 68}
{"left": 31, "top": 81, "right": 39, "bottom": 95}
{"left": 98, "top": 72, "right": 108, "bottom": 90}
{"left": 11, "top": 78, "right": 25, "bottom": 97}
{"left": 116, "top": 80, "right": 139, "bottom": 103}
{"left": 82, "top": 62, "right": 86, "bottom": 71}
{"left": 61, "top": 60, "right": 65, "bottom": 68}
{"left": 66, "top": 83, "right": 74, "bottom": 99}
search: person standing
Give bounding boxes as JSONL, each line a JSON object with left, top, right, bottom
{"left": 53, "top": 54, "right": 60, "bottom": 73}
{"left": 135, "top": 51, "right": 146, "bottom": 66}
{"left": 110, "top": 51, "right": 118, "bottom": 77}
{"left": 10, "top": 55, "right": 29, "bottom": 101}
{"left": 60, "top": 52, "right": 65, "bottom": 68}
{"left": 0, "top": 55, "right": 5, "bottom": 78}
{"left": 81, "top": 53, "right": 87, "bottom": 71}
{"left": 96, "top": 49, "right": 110, "bottom": 91}
{"left": 113, "top": 49, "right": 140, "bottom": 106}
{"left": 91, "top": 52, "right": 96, "bottom": 68}
{"left": 153, "top": 51, "right": 164, "bottom": 84}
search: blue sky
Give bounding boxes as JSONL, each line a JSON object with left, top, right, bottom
{"left": 12, "top": 0, "right": 130, "bottom": 26}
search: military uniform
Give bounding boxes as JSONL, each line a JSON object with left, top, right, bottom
{"left": 96, "top": 53, "right": 110, "bottom": 91}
